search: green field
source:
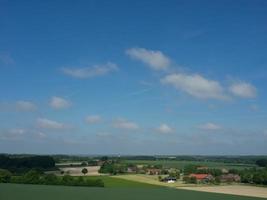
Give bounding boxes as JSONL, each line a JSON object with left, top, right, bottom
{"left": 1, "top": 183, "right": 266, "bottom": 200}
{"left": 126, "top": 160, "right": 255, "bottom": 170}
{"left": 83, "top": 176, "right": 158, "bottom": 188}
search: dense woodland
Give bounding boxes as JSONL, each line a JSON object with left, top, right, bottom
{"left": 0, "top": 155, "right": 55, "bottom": 173}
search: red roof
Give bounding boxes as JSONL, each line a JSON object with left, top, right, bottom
{"left": 189, "top": 174, "right": 209, "bottom": 180}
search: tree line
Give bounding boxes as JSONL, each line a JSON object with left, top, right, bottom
{"left": 0, "top": 169, "right": 104, "bottom": 187}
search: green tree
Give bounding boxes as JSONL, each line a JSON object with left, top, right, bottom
{"left": 256, "top": 159, "right": 267, "bottom": 167}
{"left": 82, "top": 168, "right": 88, "bottom": 175}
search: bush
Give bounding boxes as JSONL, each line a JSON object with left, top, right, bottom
{"left": 10, "top": 176, "right": 23, "bottom": 183}
{"left": 43, "top": 174, "right": 59, "bottom": 185}
{"left": 183, "top": 176, "right": 197, "bottom": 184}
{"left": 23, "top": 170, "right": 41, "bottom": 184}
{"left": 0, "top": 169, "right": 12, "bottom": 183}
{"left": 61, "top": 175, "right": 74, "bottom": 186}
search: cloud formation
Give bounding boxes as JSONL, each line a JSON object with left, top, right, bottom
{"left": 37, "top": 118, "right": 69, "bottom": 130}
{"left": 198, "top": 122, "right": 221, "bottom": 131}
{"left": 126, "top": 48, "right": 170, "bottom": 70}
{"left": 161, "top": 73, "right": 227, "bottom": 100}
{"left": 85, "top": 115, "right": 102, "bottom": 124}
{"left": 112, "top": 118, "right": 139, "bottom": 130}
{"left": 50, "top": 96, "right": 71, "bottom": 109}
{"left": 155, "top": 124, "right": 174, "bottom": 134}
{"left": 229, "top": 82, "right": 257, "bottom": 98}
{"left": 16, "top": 101, "right": 37, "bottom": 111}
{"left": 62, "top": 62, "right": 118, "bottom": 79}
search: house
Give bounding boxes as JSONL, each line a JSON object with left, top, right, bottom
{"left": 127, "top": 166, "right": 137, "bottom": 173}
{"left": 162, "top": 177, "right": 177, "bottom": 183}
{"left": 189, "top": 174, "right": 214, "bottom": 182}
{"left": 146, "top": 168, "right": 161, "bottom": 175}
{"left": 96, "top": 160, "right": 105, "bottom": 166}
{"left": 221, "top": 168, "right": 229, "bottom": 174}
{"left": 220, "top": 174, "right": 241, "bottom": 182}
{"left": 197, "top": 166, "right": 209, "bottom": 170}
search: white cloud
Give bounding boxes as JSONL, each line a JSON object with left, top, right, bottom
{"left": 198, "top": 123, "right": 221, "bottom": 131}
{"left": 62, "top": 62, "right": 118, "bottom": 79}
{"left": 161, "top": 73, "right": 227, "bottom": 100}
{"left": 50, "top": 96, "right": 71, "bottom": 109}
{"left": 9, "top": 128, "right": 25, "bottom": 135}
{"left": 37, "top": 118, "right": 68, "bottom": 130}
{"left": 112, "top": 118, "right": 139, "bottom": 130}
{"left": 16, "top": 101, "right": 37, "bottom": 111}
{"left": 156, "top": 124, "right": 174, "bottom": 134}
{"left": 85, "top": 115, "right": 102, "bottom": 124}
{"left": 229, "top": 82, "right": 257, "bottom": 98}
{"left": 126, "top": 48, "right": 170, "bottom": 70}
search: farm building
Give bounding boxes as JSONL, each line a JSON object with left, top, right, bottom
{"left": 189, "top": 174, "right": 214, "bottom": 183}
{"left": 220, "top": 174, "right": 241, "bottom": 182}
{"left": 162, "top": 177, "right": 177, "bottom": 183}
{"left": 127, "top": 166, "right": 137, "bottom": 173}
{"left": 146, "top": 168, "right": 161, "bottom": 175}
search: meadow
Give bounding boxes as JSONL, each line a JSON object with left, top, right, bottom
{"left": 1, "top": 183, "right": 266, "bottom": 200}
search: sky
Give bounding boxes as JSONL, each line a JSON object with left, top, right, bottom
{"left": 0, "top": 0, "right": 267, "bottom": 155}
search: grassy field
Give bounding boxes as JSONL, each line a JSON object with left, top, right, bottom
{"left": 83, "top": 176, "right": 159, "bottom": 188}
{"left": 126, "top": 160, "right": 255, "bottom": 170}
{"left": 114, "top": 174, "right": 187, "bottom": 187}
{"left": 1, "top": 183, "right": 266, "bottom": 200}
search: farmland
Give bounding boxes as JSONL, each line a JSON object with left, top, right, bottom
{"left": 115, "top": 174, "right": 267, "bottom": 198}
{"left": 125, "top": 160, "right": 255, "bottom": 170}
{"left": 1, "top": 183, "right": 266, "bottom": 200}
{"left": 83, "top": 176, "right": 159, "bottom": 188}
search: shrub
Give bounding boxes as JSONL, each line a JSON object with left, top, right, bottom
{"left": 23, "top": 170, "right": 41, "bottom": 184}
{"left": 0, "top": 169, "right": 12, "bottom": 183}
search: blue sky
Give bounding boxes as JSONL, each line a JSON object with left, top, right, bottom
{"left": 0, "top": 0, "right": 267, "bottom": 155}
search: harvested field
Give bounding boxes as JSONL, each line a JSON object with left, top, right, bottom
{"left": 59, "top": 166, "right": 101, "bottom": 176}
{"left": 181, "top": 185, "right": 267, "bottom": 199}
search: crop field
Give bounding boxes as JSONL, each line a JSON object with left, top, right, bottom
{"left": 126, "top": 160, "right": 255, "bottom": 170}
{"left": 1, "top": 183, "right": 266, "bottom": 200}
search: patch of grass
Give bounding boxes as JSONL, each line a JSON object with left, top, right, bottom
{"left": 0, "top": 183, "right": 265, "bottom": 200}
